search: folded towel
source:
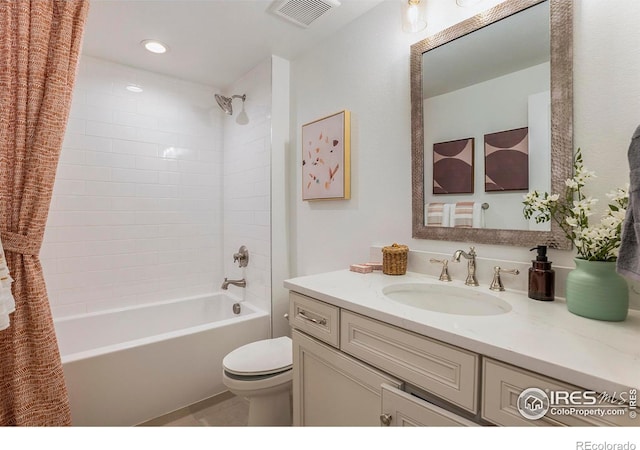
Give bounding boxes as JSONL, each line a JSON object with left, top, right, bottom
{"left": 453, "top": 202, "right": 475, "bottom": 228}
{"left": 473, "top": 202, "right": 485, "bottom": 229}
{"left": 426, "top": 202, "right": 446, "bottom": 227}
{"left": 442, "top": 204, "right": 452, "bottom": 227}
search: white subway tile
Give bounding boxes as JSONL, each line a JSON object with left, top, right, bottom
{"left": 86, "top": 121, "right": 137, "bottom": 140}
{"left": 114, "top": 110, "right": 157, "bottom": 129}
{"left": 112, "top": 168, "right": 159, "bottom": 184}
{"left": 135, "top": 155, "right": 179, "bottom": 172}
{"left": 136, "top": 128, "right": 179, "bottom": 146}
{"left": 157, "top": 171, "right": 181, "bottom": 186}
{"left": 62, "top": 132, "right": 112, "bottom": 152}
{"left": 112, "top": 139, "right": 158, "bottom": 157}
{"left": 66, "top": 117, "right": 86, "bottom": 134}
{"left": 59, "top": 149, "right": 86, "bottom": 165}
{"left": 85, "top": 181, "right": 137, "bottom": 197}
{"left": 51, "top": 195, "right": 112, "bottom": 211}
{"left": 52, "top": 179, "right": 86, "bottom": 196}
{"left": 84, "top": 239, "right": 138, "bottom": 256}
{"left": 56, "top": 164, "right": 111, "bottom": 181}
{"left": 85, "top": 150, "right": 136, "bottom": 168}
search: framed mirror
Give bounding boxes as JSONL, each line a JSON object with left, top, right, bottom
{"left": 411, "top": 0, "right": 573, "bottom": 249}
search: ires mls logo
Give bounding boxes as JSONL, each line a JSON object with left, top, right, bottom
{"left": 517, "top": 388, "right": 550, "bottom": 420}
{"left": 517, "top": 387, "right": 638, "bottom": 421}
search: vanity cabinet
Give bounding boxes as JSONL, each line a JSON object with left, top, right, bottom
{"left": 289, "top": 291, "right": 634, "bottom": 427}
{"left": 290, "top": 292, "right": 479, "bottom": 426}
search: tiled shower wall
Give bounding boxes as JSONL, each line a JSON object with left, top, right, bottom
{"left": 41, "top": 56, "right": 224, "bottom": 318}
{"left": 222, "top": 59, "right": 272, "bottom": 315}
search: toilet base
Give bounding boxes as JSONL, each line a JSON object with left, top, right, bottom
{"left": 246, "top": 388, "right": 292, "bottom": 426}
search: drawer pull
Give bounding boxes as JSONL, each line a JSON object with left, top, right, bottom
{"left": 380, "top": 413, "right": 392, "bottom": 426}
{"left": 298, "top": 310, "right": 327, "bottom": 326}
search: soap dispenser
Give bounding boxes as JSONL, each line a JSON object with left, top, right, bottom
{"left": 528, "top": 245, "right": 555, "bottom": 301}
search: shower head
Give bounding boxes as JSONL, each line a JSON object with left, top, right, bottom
{"left": 214, "top": 93, "right": 246, "bottom": 115}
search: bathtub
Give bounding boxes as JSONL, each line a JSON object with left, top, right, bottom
{"left": 54, "top": 293, "right": 270, "bottom": 426}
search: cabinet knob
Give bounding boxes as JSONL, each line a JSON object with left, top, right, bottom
{"left": 284, "top": 313, "right": 289, "bottom": 320}
{"left": 379, "top": 413, "right": 392, "bottom": 426}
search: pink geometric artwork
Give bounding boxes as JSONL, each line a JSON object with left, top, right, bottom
{"left": 484, "top": 127, "right": 529, "bottom": 192}
{"left": 433, "top": 138, "right": 474, "bottom": 194}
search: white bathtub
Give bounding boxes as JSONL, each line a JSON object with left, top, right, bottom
{"left": 54, "top": 293, "right": 270, "bottom": 426}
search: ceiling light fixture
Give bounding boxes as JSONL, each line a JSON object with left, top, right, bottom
{"left": 402, "top": 0, "right": 427, "bottom": 33}
{"left": 141, "top": 39, "right": 168, "bottom": 54}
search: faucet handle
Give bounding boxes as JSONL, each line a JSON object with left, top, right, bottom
{"left": 233, "top": 245, "right": 249, "bottom": 268}
{"left": 489, "top": 266, "right": 520, "bottom": 291}
{"left": 430, "top": 259, "right": 451, "bottom": 282}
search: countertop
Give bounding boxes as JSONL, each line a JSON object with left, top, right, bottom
{"left": 284, "top": 270, "right": 640, "bottom": 395}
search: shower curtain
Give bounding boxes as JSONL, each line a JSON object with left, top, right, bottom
{"left": 0, "top": 0, "right": 89, "bottom": 425}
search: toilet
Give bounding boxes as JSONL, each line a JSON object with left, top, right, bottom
{"left": 222, "top": 336, "right": 293, "bottom": 426}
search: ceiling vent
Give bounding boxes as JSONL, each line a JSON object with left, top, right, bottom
{"left": 269, "top": 0, "right": 341, "bottom": 28}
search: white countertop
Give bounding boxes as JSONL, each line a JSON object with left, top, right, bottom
{"left": 284, "top": 270, "right": 640, "bottom": 395}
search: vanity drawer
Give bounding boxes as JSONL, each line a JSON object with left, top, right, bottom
{"left": 482, "top": 358, "right": 636, "bottom": 427}
{"left": 381, "top": 384, "right": 478, "bottom": 427}
{"left": 340, "top": 310, "right": 479, "bottom": 413}
{"left": 289, "top": 292, "right": 340, "bottom": 348}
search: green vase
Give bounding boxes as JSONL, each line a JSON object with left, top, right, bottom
{"left": 565, "top": 258, "right": 629, "bottom": 321}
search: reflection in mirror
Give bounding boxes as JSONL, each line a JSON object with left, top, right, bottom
{"left": 411, "top": 0, "right": 573, "bottom": 249}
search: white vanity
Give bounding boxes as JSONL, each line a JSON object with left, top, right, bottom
{"left": 284, "top": 270, "right": 639, "bottom": 427}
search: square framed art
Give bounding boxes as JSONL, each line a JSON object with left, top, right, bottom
{"left": 301, "top": 110, "right": 350, "bottom": 201}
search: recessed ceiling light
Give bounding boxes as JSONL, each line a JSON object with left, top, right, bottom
{"left": 141, "top": 39, "right": 168, "bottom": 54}
{"left": 126, "top": 84, "right": 143, "bottom": 93}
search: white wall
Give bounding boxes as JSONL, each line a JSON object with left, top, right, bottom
{"left": 42, "top": 56, "right": 224, "bottom": 317}
{"left": 291, "top": 0, "right": 640, "bottom": 310}
{"left": 222, "top": 58, "right": 273, "bottom": 315}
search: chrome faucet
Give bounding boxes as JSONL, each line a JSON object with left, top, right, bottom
{"left": 221, "top": 277, "right": 246, "bottom": 290}
{"left": 453, "top": 246, "right": 479, "bottom": 286}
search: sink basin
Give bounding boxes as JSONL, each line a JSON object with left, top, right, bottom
{"left": 381, "top": 283, "right": 511, "bottom": 316}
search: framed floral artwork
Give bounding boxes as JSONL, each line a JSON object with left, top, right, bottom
{"left": 302, "top": 110, "right": 350, "bottom": 201}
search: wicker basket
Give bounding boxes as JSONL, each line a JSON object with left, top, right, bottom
{"left": 382, "top": 243, "right": 409, "bottom": 275}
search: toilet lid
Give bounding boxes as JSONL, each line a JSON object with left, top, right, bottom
{"left": 223, "top": 336, "right": 292, "bottom": 376}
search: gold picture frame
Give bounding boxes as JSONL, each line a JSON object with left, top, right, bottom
{"left": 302, "top": 110, "right": 350, "bottom": 201}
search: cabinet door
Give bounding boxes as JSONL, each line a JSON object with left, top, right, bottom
{"left": 381, "top": 384, "right": 478, "bottom": 427}
{"left": 292, "top": 329, "right": 401, "bottom": 426}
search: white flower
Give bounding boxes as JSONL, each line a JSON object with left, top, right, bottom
{"left": 565, "top": 179, "right": 579, "bottom": 189}
{"left": 522, "top": 148, "right": 628, "bottom": 261}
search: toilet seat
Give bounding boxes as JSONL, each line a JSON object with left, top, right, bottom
{"left": 223, "top": 336, "right": 292, "bottom": 377}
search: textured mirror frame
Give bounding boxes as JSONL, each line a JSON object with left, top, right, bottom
{"left": 411, "top": 0, "right": 573, "bottom": 249}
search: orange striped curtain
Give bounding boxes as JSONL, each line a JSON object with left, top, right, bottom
{"left": 0, "top": 0, "right": 89, "bottom": 425}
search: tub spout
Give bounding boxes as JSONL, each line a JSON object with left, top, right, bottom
{"left": 221, "top": 277, "right": 246, "bottom": 290}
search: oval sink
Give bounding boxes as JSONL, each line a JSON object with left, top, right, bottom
{"left": 381, "top": 283, "right": 511, "bottom": 316}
